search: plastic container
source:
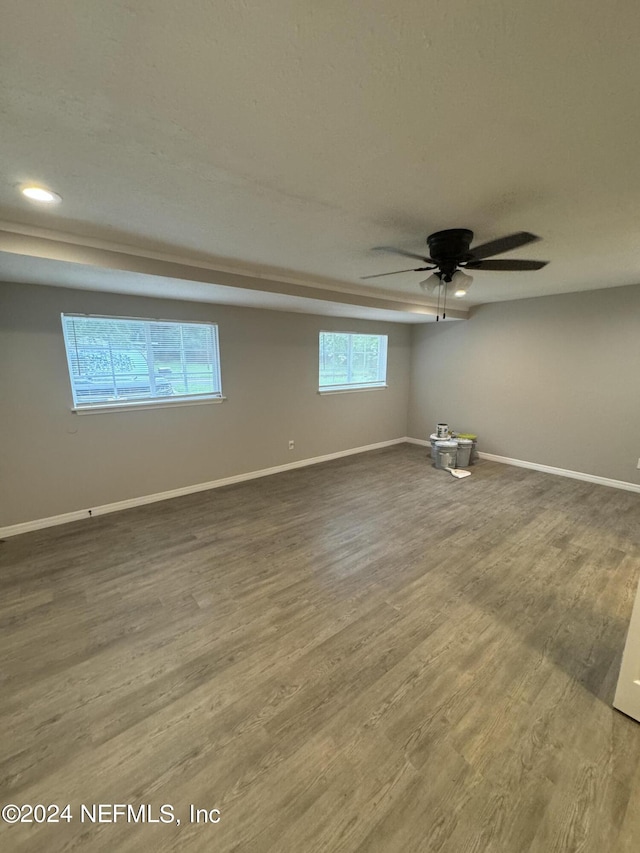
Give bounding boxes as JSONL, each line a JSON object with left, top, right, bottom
{"left": 434, "top": 440, "right": 458, "bottom": 470}
{"left": 456, "top": 433, "right": 478, "bottom": 463}
{"left": 455, "top": 438, "right": 473, "bottom": 468}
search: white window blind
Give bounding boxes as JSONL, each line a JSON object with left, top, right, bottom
{"left": 62, "top": 314, "right": 223, "bottom": 410}
{"left": 319, "top": 332, "right": 388, "bottom": 392}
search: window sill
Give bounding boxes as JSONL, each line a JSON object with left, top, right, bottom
{"left": 72, "top": 396, "right": 226, "bottom": 415}
{"left": 318, "top": 385, "right": 388, "bottom": 395}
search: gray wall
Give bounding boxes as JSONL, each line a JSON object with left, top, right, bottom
{"left": 409, "top": 283, "right": 640, "bottom": 484}
{"left": 0, "top": 282, "right": 410, "bottom": 526}
{"left": 4, "top": 278, "right": 638, "bottom": 528}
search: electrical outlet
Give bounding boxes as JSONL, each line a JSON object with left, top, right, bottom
{"left": 288, "top": 440, "right": 295, "bottom": 451}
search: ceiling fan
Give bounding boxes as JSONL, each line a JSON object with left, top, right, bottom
{"left": 362, "top": 229, "right": 548, "bottom": 317}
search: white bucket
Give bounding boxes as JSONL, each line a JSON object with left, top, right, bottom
{"left": 434, "top": 440, "right": 458, "bottom": 470}
{"left": 429, "top": 433, "right": 440, "bottom": 458}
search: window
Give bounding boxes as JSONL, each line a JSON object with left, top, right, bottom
{"left": 62, "top": 314, "right": 223, "bottom": 411}
{"left": 318, "top": 332, "right": 388, "bottom": 392}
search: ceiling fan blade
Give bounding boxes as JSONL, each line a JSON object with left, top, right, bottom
{"left": 373, "top": 246, "right": 434, "bottom": 263}
{"left": 466, "top": 259, "right": 548, "bottom": 271}
{"left": 361, "top": 266, "right": 434, "bottom": 279}
{"left": 470, "top": 232, "right": 540, "bottom": 261}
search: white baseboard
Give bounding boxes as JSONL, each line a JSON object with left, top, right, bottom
{"left": 7, "top": 438, "right": 637, "bottom": 538}
{"left": 477, "top": 451, "right": 640, "bottom": 494}
{"left": 0, "top": 438, "right": 406, "bottom": 538}
{"left": 404, "top": 437, "right": 640, "bottom": 494}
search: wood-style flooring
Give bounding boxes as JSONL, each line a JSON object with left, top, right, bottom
{"left": 1, "top": 445, "right": 639, "bottom": 852}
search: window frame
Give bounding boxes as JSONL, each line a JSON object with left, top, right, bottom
{"left": 61, "top": 313, "right": 225, "bottom": 414}
{"left": 318, "top": 330, "right": 388, "bottom": 394}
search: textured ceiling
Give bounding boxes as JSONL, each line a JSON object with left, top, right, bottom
{"left": 1, "top": 0, "right": 640, "bottom": 315}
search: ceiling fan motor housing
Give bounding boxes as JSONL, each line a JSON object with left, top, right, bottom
{"left": 427, "top": 229, "right": 473, "bottom": 279}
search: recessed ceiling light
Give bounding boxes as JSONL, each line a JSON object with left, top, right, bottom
{"left": 20, "top": 185, "right": 62, "bottom": 204}
{"left": 454, "top": 289, "right": 467, "bottom": 297}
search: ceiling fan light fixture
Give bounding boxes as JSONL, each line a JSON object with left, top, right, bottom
{"left": 419, "top": 272, "right": 443, "bottom": 293}
{"left": 451, "top": 269, "right": 473, "bottom": 297}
